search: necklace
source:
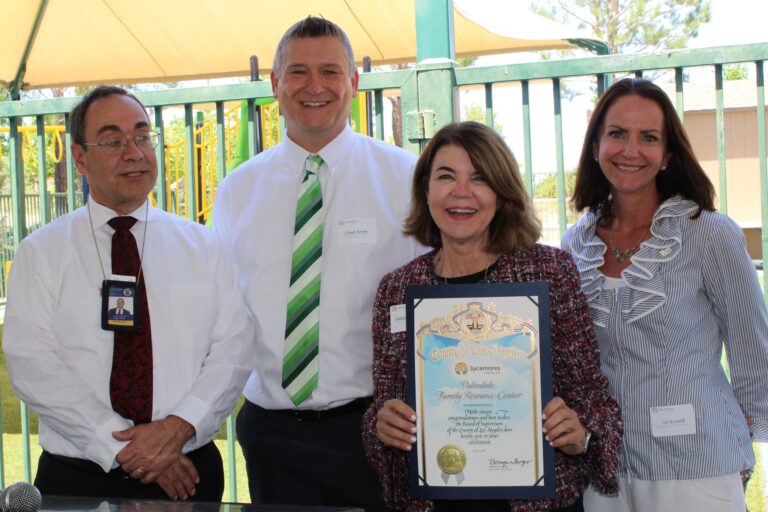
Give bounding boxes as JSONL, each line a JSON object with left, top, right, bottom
{"left": 434, "top": 249, "right": 496, "bottom": 283}
{"left": 609, "top": 224, "right": 649, "bottom": 263}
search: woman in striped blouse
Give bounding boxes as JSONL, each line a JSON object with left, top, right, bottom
{"left": 562, "top": 77, "right": 768, "bottom": 511}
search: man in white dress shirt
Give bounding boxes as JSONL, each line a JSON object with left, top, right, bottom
{"left": 213, "top": 16, "right": 423, "bottom": 511}
{"left": 3, "top": 86, "right": 255, "bottom": 502}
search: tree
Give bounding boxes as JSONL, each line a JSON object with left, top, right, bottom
{"left": 382, "top": 63, "right": 412, "bottom": 147}
{"left": 724, "top": 63, "right": 748, "bottom": 81}
{"left": 532, "top": 0, "right": 712, "bottom": 55}
{"left": 534, "top": 170, "right": 577, "bottom": 198}
{"left": 462, "top": 104, "right": 503, "bottom": 134}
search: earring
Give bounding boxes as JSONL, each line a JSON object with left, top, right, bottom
{"left": 661, "top": 165, "right": 667, "bottom": 171}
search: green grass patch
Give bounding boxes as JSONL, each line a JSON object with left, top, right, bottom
{"left": 747, "top": 446, "right": 766, "bottom": 512}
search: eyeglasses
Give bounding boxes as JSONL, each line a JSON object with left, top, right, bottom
{"left": 81, "top": 132, "right": 159, "bottom": 155}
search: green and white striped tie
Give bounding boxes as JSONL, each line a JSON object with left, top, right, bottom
{"left": 282, "top": 154, "right": 324, "bottom": 405}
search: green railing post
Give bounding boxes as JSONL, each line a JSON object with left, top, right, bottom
{"left": 484, "top": 83, "right": 494, "bottom": 128}
{"left": 226, "top": 413, "right": 237, "bottom": 501}
{"left": 246, "top": 99, "right": 257, "bottom": 158}
{"left": 195, "top": 111, "right": 205, "bottom": 224}
{"left": 400, "top": 70, "right": 420, "bottom": 155}
{"left": 406, "top": 0, "right": 456, "bottom": 153}
{"left": 65, "top": 113, "right": 77, "bottom": 212}
{"left": 675, "top": 68, "right": 685, "bottom": 122}
{"left": 374, "top": 90, "right": 385, "bottom": 141}
{"left": 756, "top": 61, "right": 768, "bottom": 304}
{"left": 521, "top": 80, "right": 534, "bottom": 195}
{"left": 415, "top": 0, "right": 454, "bottom": 64}
{"left": 9, "top": 118, "right": 27, "bottom": 244}
{"left": 154, "top": 107, "right": 167, "bottom": 211}
{"left": 596, "top": 73, "right": 606, "bottom": 97}
{"left": 184, "top": 105, "right": 197, "bottom": 221}
{"left": 20, "top": 403, "right": 31, "bottom": 482}
{"left": 36, "top": 116, "right": 50, "bottom": 226}
{"left": 714, "top": 64, "right": 728, "bottom": 214}
{"left": 215, "top": 102, "right": 227, "bottom": 182}
{"left": 552, "top": 79, "right": 567, "bottom": 237}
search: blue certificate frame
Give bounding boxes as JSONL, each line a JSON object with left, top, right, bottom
{"left": 405, "top": 282, "right": 555, "bottom": 500}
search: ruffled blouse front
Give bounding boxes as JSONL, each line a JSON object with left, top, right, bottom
{"left": 563, "top": 196, "right": 698, "bottom": 327}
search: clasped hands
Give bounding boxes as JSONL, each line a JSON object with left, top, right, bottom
{"left": 113, "top": 415, "right": 198, "bottom": 500}
{"left": 376, "top": 396, "right": 588, "bottom": 456}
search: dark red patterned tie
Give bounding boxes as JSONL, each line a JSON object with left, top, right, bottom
{"left": 108, "top": 216, "right": 153, "bottom": 424}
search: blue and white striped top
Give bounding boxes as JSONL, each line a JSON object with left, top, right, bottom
{"left": 563, "top": 195, "right": 768, "bottom": 480}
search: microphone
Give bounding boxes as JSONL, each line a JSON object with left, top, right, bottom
{"left": 0, "top": 482, "right": 42, "bottom": 512}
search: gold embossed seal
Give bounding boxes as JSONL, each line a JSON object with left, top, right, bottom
{"left": 436, "top": 444, "right": 467, "bottom": 475}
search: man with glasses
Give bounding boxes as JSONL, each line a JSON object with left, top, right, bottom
{"left": 3, "top": 86, "right": 256, "bottom": 502}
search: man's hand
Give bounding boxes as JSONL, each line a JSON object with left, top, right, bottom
{"left": 113, "top": 415, "right": 195, "bottom": 483}
{"left": 156, "top": 455, "right": 199, "bottom": 500}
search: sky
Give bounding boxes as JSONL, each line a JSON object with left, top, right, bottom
{"left": 690, "top": 0, "right": 768, "bottom": 48}
{"left": 457, "top": 0, "right": 768, "bottom": 186}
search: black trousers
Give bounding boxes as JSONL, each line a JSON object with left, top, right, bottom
{"left": 34, "top": 441, "right": 223, "bottom": 502}
{"left": 236, "top": 398, "right": 386, "bottom": 512}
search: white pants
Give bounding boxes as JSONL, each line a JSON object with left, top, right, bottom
{"left": 584, "top": 473, "right": 745, "bottom": 512}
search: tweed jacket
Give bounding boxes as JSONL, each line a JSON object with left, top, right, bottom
{"left": 362, "top": 244, "right": 622, "bottom": 512}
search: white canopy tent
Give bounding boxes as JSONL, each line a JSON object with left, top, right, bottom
{"left": 0, "top": 0, "right": 601, "bottom": 93}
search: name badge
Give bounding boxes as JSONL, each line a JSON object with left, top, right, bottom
{"left": 337, "top": 218, "right": 377, "bottom": 245}
{"left": 390, "top": 304, "right": 406, "bottom": 333}
{"left": 110, "top": 274, "right": 136, "bottom": 283}
{"left": 101, "top": 279, "right": 142, "bottom": 333}
{"left": 650, "top": 404, "right": 696, "bottom": 437}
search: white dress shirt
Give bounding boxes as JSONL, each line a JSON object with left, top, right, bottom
{"left": 214, "top": 125, "right": 424, "bottom": 410}
{"left": 3, "top": 198, "right": 256, "bottom": 472}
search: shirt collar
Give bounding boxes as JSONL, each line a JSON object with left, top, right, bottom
{"left": 283, "top": 124, "right": 356, "bottom": 178}
{"left": 87, "top": 196, "right": 158, "bottom": 231}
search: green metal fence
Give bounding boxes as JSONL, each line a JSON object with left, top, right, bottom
{"left": 1, "top": 41, "right": 767, "bottom": 502}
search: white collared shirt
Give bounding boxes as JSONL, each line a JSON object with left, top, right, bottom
{"left": 214, "top": 125, "right": 425, "bottom": 410}
{"left": 3, "top": 198, "right": 257, "bottom": 471}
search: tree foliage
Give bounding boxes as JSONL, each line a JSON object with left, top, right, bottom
{"left": 723, "top": 63, "right": 748, "bottom": 81}
{"left": 534, "top": 171, "right": 576, "bottom": 198}
{"left": 461, "top": 103, "right": 503, "bottom": 135}
{"left": 533, "top": 0, "right": 712, "bottom": 54}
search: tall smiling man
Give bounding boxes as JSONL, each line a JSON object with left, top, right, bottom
{"left": 214, "top": 16, "right": 423, "bottom": 511}
{"left": 3, "top": 86, "right": 255, "bottom": 501}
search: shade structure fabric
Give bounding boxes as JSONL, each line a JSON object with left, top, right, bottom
{"left": 0, "top": 0, "right": 597, "bottom": 91}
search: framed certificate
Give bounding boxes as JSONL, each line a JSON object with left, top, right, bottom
{"left": 405, "top": 282, "right": 555, "bottom": 500}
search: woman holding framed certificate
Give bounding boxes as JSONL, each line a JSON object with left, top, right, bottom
{"left": 362, "top": 121, "right": 622, "bottom": 512}
{"left": 562, "top": 77, "right": 768, "bottom": 512}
